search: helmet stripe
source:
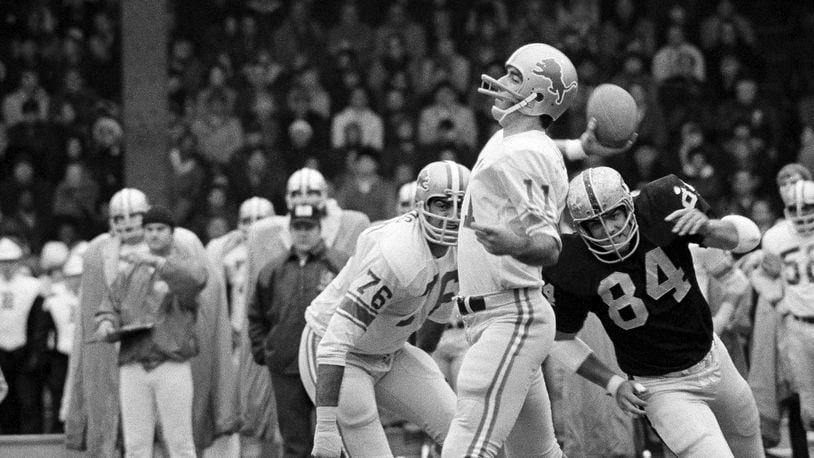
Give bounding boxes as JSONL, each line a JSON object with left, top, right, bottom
{"left": 583, "top": 170, "right": 602, "bottom": 214}
{"left": 444, "top": 160, "right": 455, "bottom": 193}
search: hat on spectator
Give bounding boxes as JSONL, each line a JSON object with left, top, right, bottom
{"left": 289, "top": 204, "right": 321, "bottom": 228}
{"left": 0, "top": 238, "right": 23, "bottom": 261}
{"left": 142, "top": 206, "right": 176, "bottom": 229}
{"left": 40, "top": 241, "right": 69, "bottom": 272}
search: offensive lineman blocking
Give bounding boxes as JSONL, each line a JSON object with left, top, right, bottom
{"left": 305, "top": 161, "right": 469, "bottom": 457}
{"left": 443, "top": 43, "right": 578, "bottom": 457}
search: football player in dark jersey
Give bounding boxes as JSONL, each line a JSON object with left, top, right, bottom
{"left": 545, "top": 167, "right": 764, "bottom": 457}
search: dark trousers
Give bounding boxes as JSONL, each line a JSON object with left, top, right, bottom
{"left": 270, "top": 371, "right": 314, "bottom": 458}
{"left": 0, "top": 348, "right": 43, "bottom": 434}
{"left": 44, "top": 351, "right": 68, "bottom": 433}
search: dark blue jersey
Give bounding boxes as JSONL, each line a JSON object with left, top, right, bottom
{"left": 544, "top": 175, "right": 714, "bottom": 376}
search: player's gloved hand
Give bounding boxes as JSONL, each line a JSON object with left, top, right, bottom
{"left": 761, "top": 252, "right": 782, "bottom": 279}
{"left": 608, "top": 376, "right": 648, "bottom": 417}
{"left": 581, "top": 118, "right": 638, "bottom": 157}
{"left": 664, "top": 208, "right": 709, "bottom": 236}
{"left": 312, "top": 406, "right": 343, "bottom": 458}
{"left": 93, "top": 320, "right": 117, "bottom": 343}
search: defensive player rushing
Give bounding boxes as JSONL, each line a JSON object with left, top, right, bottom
{"left": 303, "top": 161, "right": 469, "bottom": 458}
{"left": 443, "top": 43, "right": 578, "bottom": 458}
{"left": 761, "top": 178, "right": 814, "bottom": 431}
{"left": 545, "top": 167, "right": 764, "bottom": 457}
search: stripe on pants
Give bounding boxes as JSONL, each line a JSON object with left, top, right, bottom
{"left": 465, "top": 289, "right": 534, "bottom": 456}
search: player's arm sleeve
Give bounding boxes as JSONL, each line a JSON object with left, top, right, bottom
{"left": 316, "top": 257, "right": 403, "bottom": 367}
{"left": 492, "top": 155, "right": 563, "bottom": 265}
{"left": 548, "top": 280, "right": 590, "bottom": 335}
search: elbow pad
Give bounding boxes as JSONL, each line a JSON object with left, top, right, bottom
{"left": 722, "top": 215, "right": 761, "bottom": 253}
{"left": 550, "top": 337, "right": 593, "bottom": 373}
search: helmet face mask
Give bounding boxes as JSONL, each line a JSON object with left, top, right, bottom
{"left": 784, "top": 180, "right": 814, "bottom": 235}
{"left": 478, "top": 43, "right": 578, "bottom": 124}
{"left": 415, "top": 161, "right": 470, "bottom": 246}
{"left": 568, "top": 167, "right": 639, "bottom": 263}
{"left": 239, "top": 197, "right": 274, "bottom": 233}
{"left": 286, "top": 168, "right": 328, "bottom": 211}
{"left": 109, "top": 188, "right": 149, "bottom": 244}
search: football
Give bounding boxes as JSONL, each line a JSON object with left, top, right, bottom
{"left": 586, "top": 84, "right": 638, "bottom": 148}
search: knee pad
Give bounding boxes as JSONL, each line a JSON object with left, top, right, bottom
{"left": 337, "top": 399, "right": 379, "bottom": 429}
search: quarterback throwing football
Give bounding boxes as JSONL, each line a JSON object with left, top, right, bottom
{"left": 546, "top": 167, "right": 764, "bottom": 457}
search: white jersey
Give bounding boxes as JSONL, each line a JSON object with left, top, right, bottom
{"left": 762, "top": 220, "right": 814, "bottom": 317}
{"left": 0, "top": 273, "right": 41, "bottom": 351}
{"left": 308, "top": 213, "right": 458, "bottom": 366}
{"left": 43, "top": 282, "right": 78, "bottom": 355}
{"left": 458, "top": 129, "right": 567, "bottom": 296}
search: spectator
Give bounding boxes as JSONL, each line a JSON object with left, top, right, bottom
{"left": 326, "top": 1, "right": 373, "bottom": 61}
{"left": 191, "top": 185, "right": 236, "bottom": 242}
{"left": 168, "top": 38, "right": 205, "bottom": 114}
{"left": 89, "top": 116, "right": 125, "bottom": 202}
{"left": 719, "top": 168, "right": 764, "bottom": 216}
{"left": 285, "top": 119, "right": 323, "bottom": 175}
{"left": 195, "top": 64, "right": 237, "bottom": 118}
{"left": 248, "top": 204, "right": 349, "bottom": 458}
{"left": 229, "top": 147, "right": 287, "bottom": 215}
{"left": 272, "top": 2, "right": 325, "bottom": 68}
{"left": 52, "top": 161, "right": 100, "bottom": 226}
{"left": 6, "top": 97, "right": 61, "bottom": 182}
{"left": 374, "top": 2, "right": 427, "bottom": 60}
{"left": 367, "top": 33, "right": 418, "bottom": 101}
{"left": 85, "top": 11, "right": 121, "bottom": 100}
{"left": 700, "top": 0, "right": 756, "bottom": 51}
{"left": 652, "top": 25, "right": 706, "bottom": 83}
{"left": 658, "top": 51, "right": 712, "bottom": 139}
{"left": 278, "top": 85, "right": 330, "bottom": 155}
{"left": 0, "top": 156, "right": 52, "bottom": 226}
{"left": 330, "top": 86, "right": 383, "bottom": 151}
{"left": 415, "top": 37, "right": 471, "bottom": 98}
{"left": 716, "top": 75, "right": 783, "bottom": 152}
{"left": 417, "top": 81, "right": 477, "bottom": 151}
{"left": 335, "top": 148, "right": 396, "bottom": 223}
{"left": 599, "top": 0, "right": 657, "bottom": 65}
{"left": 190, "top": 90, "right": 244, "bottom": 168}
{"left": 168, "top": 131, "right": 207, "bottom": 227}
{"left": 295, "top": 65, "right": 331, "bottom": 120}
{"left": 93, "top": 206, "right": 206, "bottom": 458}
{"left": 0, "top": 237, "right": 47, "bottom": 434}
{"left": 2, "top": 70, "right": 50, "bottom": 127}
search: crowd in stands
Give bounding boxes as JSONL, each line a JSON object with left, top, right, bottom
{"left": 1, "top": 0, "right": 814, "bottom": 440}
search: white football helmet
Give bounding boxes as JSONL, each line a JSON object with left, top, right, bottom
{"left": 479, "top": 43, "right": 578, "bottom": 123}
{"left": 777, "top": 163, "right": 811, "bottom": 203}
{"left": 783, "top": 180, "right": 814, "bottom": 235}
{"left": 567, "top": 167, "right": 639, "bottom": 263}
{"left": 109, "top": 188, "right": 150, "bottom": 243}
{"left": 415, "top": 161, "right": 470, "bottom": 246}
{"left": 286, "top": 168, "right": 328, "bottom": 211}
{"left": 397, "top": 181, "right": 418, "bottom": 215}
{"left": 239, "top": 197, "right": 274, "bottom": 232}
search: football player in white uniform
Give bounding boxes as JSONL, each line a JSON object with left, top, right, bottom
{"left": 303, "top": 161, "right": 468, "bottom": 458}
{"left": 396, "top": 180, "right": 418, "bottom": 215}
{"left": 762, "top": 179, "right": 814, "bottom": 431}
{"left": 238, "top": 168, "right": 370, "bottom": 446}
{"left": 442, "top": 43, "right": 578, "bottom": 458}
{"left": 207, "top": 196, "right": 274, "bottom": 350}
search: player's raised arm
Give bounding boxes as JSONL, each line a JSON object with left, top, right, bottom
{"left": 664, "top": 209, "right": 760, "bottom": 254}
